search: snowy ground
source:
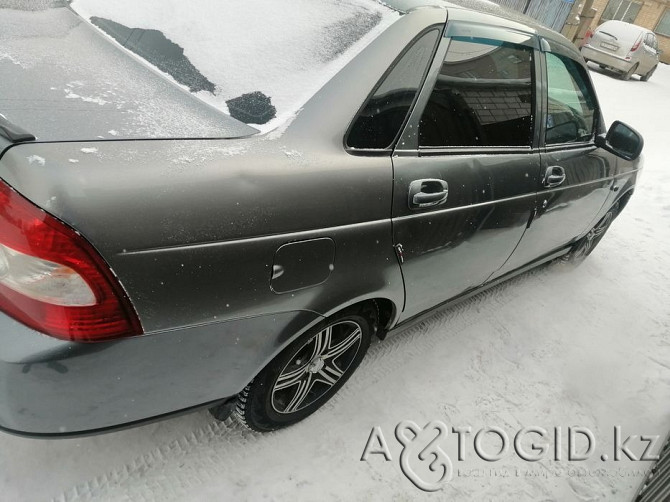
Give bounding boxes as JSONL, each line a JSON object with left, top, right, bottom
{"left": 1, "top": 62, "right": 669, "bottom": 502}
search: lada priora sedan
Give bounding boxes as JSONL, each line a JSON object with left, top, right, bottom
{"left": 0, "top": 0, "right": 642, "bottom": 435}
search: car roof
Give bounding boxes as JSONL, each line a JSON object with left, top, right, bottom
{"left": 598, "top": 19, "right": 653, "bottom": 35}
{"left": 387, "top": 0, "right": 581, "bottom": 58}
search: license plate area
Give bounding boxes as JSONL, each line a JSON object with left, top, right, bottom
{"left": 600, "top": 42, "right": 618, "bottom": 51}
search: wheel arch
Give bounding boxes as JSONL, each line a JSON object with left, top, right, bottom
{"left": 320, "top": 296, "right": 399, "bottom": 339}
{"left": 614, "top": 187, "right": 634, "bottom": 216}
{"left": 237, "top": 297, "right": 400, "bottom": 397}
{"left": 230, "top": 302, "right": 378, "bottom": 431}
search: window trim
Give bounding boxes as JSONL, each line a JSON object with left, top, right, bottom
{"left": 416, "top": 145, "right": 534, "bottom": 157}
{"left": 343, "top": 24, "right": 444, "bottom": 155}
{"left": 394, "top": 22, "right": 542, "bottom": 157}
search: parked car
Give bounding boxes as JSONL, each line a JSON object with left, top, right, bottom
{"left": 581, "top": 20, "right": 661, "bottom": 81}
{"left": 0, "top": 0, "right": 643, "bottom": 436}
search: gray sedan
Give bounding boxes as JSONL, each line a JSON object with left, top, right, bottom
{"left": 0, "top": 0, "right": 642, "bottom": 436}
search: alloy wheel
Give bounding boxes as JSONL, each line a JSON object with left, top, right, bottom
{"left": 572, "top": 211, "right": 614, "bottom": 261}
{"left": 271, "top": 320, "right": 363, "bottom": 414}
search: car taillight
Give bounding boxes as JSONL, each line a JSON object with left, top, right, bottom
{"left": 630, "top": 35, "right": 642, "bottom": 52}
{"left": 0, "top": 179, "right": 142, "bottom": 342}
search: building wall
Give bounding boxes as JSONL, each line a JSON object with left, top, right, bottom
{"left": 589, "top": 0, "right": 670, "bottom": 63}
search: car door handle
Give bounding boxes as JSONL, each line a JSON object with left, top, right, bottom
{"left": 543, "top": 166, "right": 566, "bottom": 188}
{"left": 408, "top": 179, "right": 448, "bottom": 209}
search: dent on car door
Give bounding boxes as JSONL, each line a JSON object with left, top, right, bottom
{"left": 390, "top": 23, "right": 542, "bottom": 321}
{"left": 493, "top": 42, "right": 616, "bottom": 277}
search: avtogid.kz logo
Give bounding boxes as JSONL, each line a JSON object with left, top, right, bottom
{"left": 361, "top": 421, "right": 454, "bottom": 491}
{"left": 396, "top": 421, "right": 453, "bottom": 491}
{"left": 360, "top": 422, "right": 661, "bottom": 492}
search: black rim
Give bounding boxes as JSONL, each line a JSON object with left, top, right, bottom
{"left": 271, "top": 320, "right": 363, "bottom": 414}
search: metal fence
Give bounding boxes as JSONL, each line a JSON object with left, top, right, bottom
{"left": 490, "top": 0, "right": 574, "bottom": 32}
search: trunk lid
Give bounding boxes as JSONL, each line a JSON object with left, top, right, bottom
{"left": 592, "top": 20, "right": 643, "bottom": 59}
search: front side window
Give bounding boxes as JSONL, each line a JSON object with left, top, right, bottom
{"left": 347, "top": 29, "right": 440, "bottom": 149}
{"left": 644, "top": 33, "right": 653, "bottom": 47}
{"left": 545, "top": 52, "right": 596, "bottom": 145}
{"left": 418, "top": 38, "right": 534, "bottom": 148}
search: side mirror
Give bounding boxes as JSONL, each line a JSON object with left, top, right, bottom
{"left": 595, "top": 120, "right": 643, "bottom": 161}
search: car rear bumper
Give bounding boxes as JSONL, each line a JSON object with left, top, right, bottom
{"left": 581, "top": 45, "right": 632, "bottom": 73}
{"left": 0, "top": 309, "right": 322, "bottom": 437}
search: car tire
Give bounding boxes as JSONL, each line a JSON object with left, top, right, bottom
{"left": 564, "top": 203, "right": 618, "bottom": 265}
{"left": 641, "top": 65, "right": 657, "bottom": 82}
{"left": 622, "top": 63, "right": 639, "bottom": 81}
{"left": 220, "top": 304, "right": 376, "bottom": 432}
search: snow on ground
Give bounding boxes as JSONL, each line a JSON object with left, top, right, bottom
{"left": 70, "top": 0, "right": 399, "bottom": 131}
{"left": 1, "top": 58, "right": 669, "bottom": 502}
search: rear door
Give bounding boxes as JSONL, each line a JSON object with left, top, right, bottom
{"left": 492, "top": 40, "right": 615, "bottom": 277}
{"left": 391, "top": 22, "right": 542, "bottom": 321}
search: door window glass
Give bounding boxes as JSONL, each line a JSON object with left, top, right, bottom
{"left": 418, "top": 38, "right": 534, "bottom": 148}
{"left": 545, "top": 52, "right": 596, "bottom": 145}
{"left": 644, "top": 33, "right": 655, "bottom": 48}
{"left": 347, "top": 29, "right": 440, "bottom": 149}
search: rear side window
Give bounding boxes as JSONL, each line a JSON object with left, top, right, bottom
{"left": 418, "top": 38, "right": 534, "bottom": 148}
{"left": 545, "top": 53, "right": 596, "bottom": 145}
{"left": 644, "top": 33, "right": 658, "bottom": 50}
{"left": 347, "top": 29, "right": 440, "bottom": 149}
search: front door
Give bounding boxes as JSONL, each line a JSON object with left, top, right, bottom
{"left": 392, "top": 23, "right": 542, "bottom": 321}
{"left": 492, "top": 42, "right": 615, "bottom": 278}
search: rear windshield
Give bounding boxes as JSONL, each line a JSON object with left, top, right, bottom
{"left": 597, "top": 21, "right": 644, "bottom": 44}
{"left": 71, "top": 0, "right": 399, "bottom": 132}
